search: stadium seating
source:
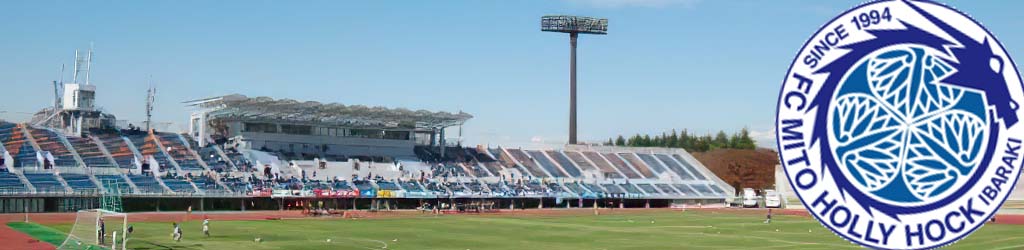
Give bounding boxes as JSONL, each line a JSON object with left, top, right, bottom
{"left": 0, "top": 172, "right": 29, "bottom": 193}
{"left": 653, "top": 154, "right": 696, "bottom": 180}
{"left": 27, "top": 128, "right": 78, "bottom": 167}
{"left": 23, "top": 173, "right": 66, "bottom": 193}
{"left": 635, "top": 184, "right": 662, "bottom": 196}
{"left": 157, "top": 133, "right": 205, "bottom": 171}
{"left": 526, "top": 150, "right": 567, "bottom": 178}
{"left": 486, "top": 182, "right": 512, "bottom": 196}
{"left": 581, "top": 183, "right": 606, "bottom": 196}
{"left": 601, "top": 183, "right": 625, "bottom": 194}
{"left": 60, "top": 173, "right": 98, "bottom": 192}
{"left": 563, "top": 182, "right": 592, "bottom": 197}
{"left": 601, "top": 153, "right": 642, "bottom": 179}
{"left": 129, "top": 134, "right": 179, "bottom": 172}
{"left": 66, "top": 137, "right": 116, "bottom": 168}
{"left": 192, "top": 175, "right": 226, "bottom": 193}
{"left": 353, "top": 180, "right": 375, "bottom": 192}
{"left": 618, "top": 153, "right": 659, "bottom": 178}
{"left": 222, "top": 177, "right": 249, "bottom": 193}
{"left": 422, "top": 181, "right": 447, "bottom": 194}
{"left": 127, "top": 175, "right": 165, "bottom": 193}
{"left": 563, "top": 151, "right": 594, "bottom": 171}
{"left": 4, "top": 125, "right": 39, "bottom": 168}
{"left": 195, "top": 144, "right": 229, "bottom": 172}
{"left": 673, "top": 184, "right": 700, "bottom": 197}
{"left": 96, "top": 134, "right": 136, "bottom": 169}
{"left": 545, "top": 182, "right": 567, "bottom": 194}
{"left": 506, "top": 149, "right": 550, "bottom": 178}
{"left": 546, "top": 151, "right": 582, "bottom": 177}
{"left": 0, "top": 122, "right": 16, "bottom": 143}
{"left": 672, "top": 154, "right": 708, "bottom": 180}
{"left": 12, "top": 142, "right": 37, "bottom": 168}
{"left": 635, "top": 153, "right": 669, "bottom": 176}
{"left": 94, "top": 174, "right": 133, "bottom": 194}
{"left": 161, "top": 176, "right": 197, "bottom": 193}
{"left": 375, "top": 181, "right": 401, "bottom": 190}
{"left": 399, "top": 180, "right": 423, "bottom": 192}
{"left": 464, "top": 181, "right": 486, "bottom": 194}
{"left": 689, "top": 183, "right": 719, "bottom": 197}
{"left": 579, "top": 151, "right": 624, "bottom": 178}
{"left": 332, "top": 180, "right": 354, "bottom": 191}
{"left": 619, "top": 183, "right": 643, "bottom": 196}
{"left": 655, "top": 184, "right": 680, "bottom": 196}
{"left": 462, "top": 163, "right": 491, "bottom": 178}
{"left": 445, "top": 182, "right": 468, "bottom": 194}
{"left": 0, "top": 120, "right": 736, "bottom": 202}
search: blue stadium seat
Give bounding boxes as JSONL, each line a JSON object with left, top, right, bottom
{"left": 0, "top": 172, "right": 28, "bottom": 193}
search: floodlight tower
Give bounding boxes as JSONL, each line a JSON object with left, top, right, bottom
{"left": 542, "top": 15, "right": 607, "bottom": 145}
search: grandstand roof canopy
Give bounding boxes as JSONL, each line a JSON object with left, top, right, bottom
{"left": 185, "top": 94, "right": 472, "bottom": 129}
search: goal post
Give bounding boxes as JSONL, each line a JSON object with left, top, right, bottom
{"left": 58, "top": 209, "right": 128, "bottom": 250}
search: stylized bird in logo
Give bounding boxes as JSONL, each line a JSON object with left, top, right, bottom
{"left": 807, "top": 0, "right": 1017, "bottom": 218}
{"left": 904, "top": 1, "right": 1019, "bottom": 127}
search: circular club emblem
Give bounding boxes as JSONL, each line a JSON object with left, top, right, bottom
{"left": 776, "top": 0, "right": 1024, "bottom": 249}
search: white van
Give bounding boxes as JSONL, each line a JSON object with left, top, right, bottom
{"left": 742, "top": 188, "right": 758, "bottom": 208}
{"left": 764, "top": 189, "right": 782, "bottom": 208}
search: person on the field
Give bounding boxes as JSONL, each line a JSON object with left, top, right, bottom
{"left": 764, "top": 209, "right": 773, "bottom": 224}
{"left": 172, "top": 222, "right": 182, "bottom": 241}
{"left": 203, "top": 218, "right": 210, "bottom": 237}
{"left": 97, "top": 218, "right": 105, "bottom": 245}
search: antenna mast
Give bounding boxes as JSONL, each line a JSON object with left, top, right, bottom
{"left": 145, "top": 81, "right": 156, "bottom": 131}
{"left": 54, "top": 64, "right": 65, "bottom": 110}
{"left": 85, "top": 43, "right": 93, "bottom": 85}
{"left": 72, "top": 50, "right": 79, "bottom": 83}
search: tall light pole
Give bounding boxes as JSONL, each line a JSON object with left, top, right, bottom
{"left": 542, "top": 15, "right": 607, "bottom": 145}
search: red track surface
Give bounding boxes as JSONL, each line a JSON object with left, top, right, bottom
{"left": 0, "top": 223, "right": 55, "bottom": 250}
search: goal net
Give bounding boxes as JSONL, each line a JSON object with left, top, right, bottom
{"left": 58, "top": 209, "right": 128, "bottom": 250}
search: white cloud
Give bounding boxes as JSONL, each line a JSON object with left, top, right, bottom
{"left": 565, "top": 0, "right": 701, "bottom": 9}
{"left": 530, "top": 136, "right": 546, "bottom": 143}
{"left": 748, "top": 127, "right": 777, "bottom": 150}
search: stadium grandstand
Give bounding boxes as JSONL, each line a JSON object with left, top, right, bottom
{"left": 0, "top": 111, "right": 733, "bottom": 212}
{"left": 0, "top": 94, "right": 733, "bottom": 212}
{"left": 0, "top": 50, "right": 733, "bottom": 213}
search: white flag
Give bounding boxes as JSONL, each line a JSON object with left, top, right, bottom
{"left": 133, "top": 156, "right": 143, "bottom": 173}
{"left": 2, "top": 151, "right": 11, "bottom": 168}
{"left": 36, "top": 151, "right": 44, "bottom": 170}
{"left": 148, "top": 156, "right": 161, "bottom": 176}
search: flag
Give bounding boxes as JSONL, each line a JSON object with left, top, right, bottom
{"left": 133, "top": 156, "right": 142, "bottom": 173}
{"left": 2, "top": 150, "right": 11, "bottom": 168}
{"left": 149, "top": 156, "right": 161, "bottom": 175}
{"left": 35, "top": 151, "right": 44, "bottom": 170}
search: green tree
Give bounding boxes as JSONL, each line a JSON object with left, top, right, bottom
{"left": 615, "top": 135, "right": 626, "bottom": 146}
{"left": 713, "top": 130, "right": 729, "bottom": 149}
{"left": 668, "top": 129, "right": 679, "bottom": 148}
{"left": 736, "top": 127, "right": 756, "bottom": 149}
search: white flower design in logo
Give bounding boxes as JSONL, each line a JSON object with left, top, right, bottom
{"left": 830, "top": 46, "right": 988, "bottom": 203}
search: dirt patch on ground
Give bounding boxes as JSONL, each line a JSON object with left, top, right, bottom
{"left": 692, "top": 148, "right": 780, "bottom": 193}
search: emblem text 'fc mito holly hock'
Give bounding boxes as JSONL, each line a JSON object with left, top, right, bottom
{"left": 776, "top": 0, "right": 1024, "bottom": 249}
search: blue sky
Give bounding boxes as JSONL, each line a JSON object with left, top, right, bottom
{"left": 1, "top": 0, "right": 1022, "bottom": 149}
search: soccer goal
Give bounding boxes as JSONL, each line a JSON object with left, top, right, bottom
{"left": 57, "top": 209, "right": 128, "bottom": 250}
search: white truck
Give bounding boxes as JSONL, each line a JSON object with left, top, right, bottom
{"left": 742, "top": 188, "right": 759, "bottom": 208}
{"left": 764, "top": 189, "right": 782, "bottom": 208}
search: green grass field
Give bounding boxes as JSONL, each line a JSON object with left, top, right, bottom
{"left": 14, "top": 210, "right": 1024, "bottom": 249}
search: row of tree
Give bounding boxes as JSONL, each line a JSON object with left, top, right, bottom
{"left": 604, "top": 128, "right": 757, "bottom": 152}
